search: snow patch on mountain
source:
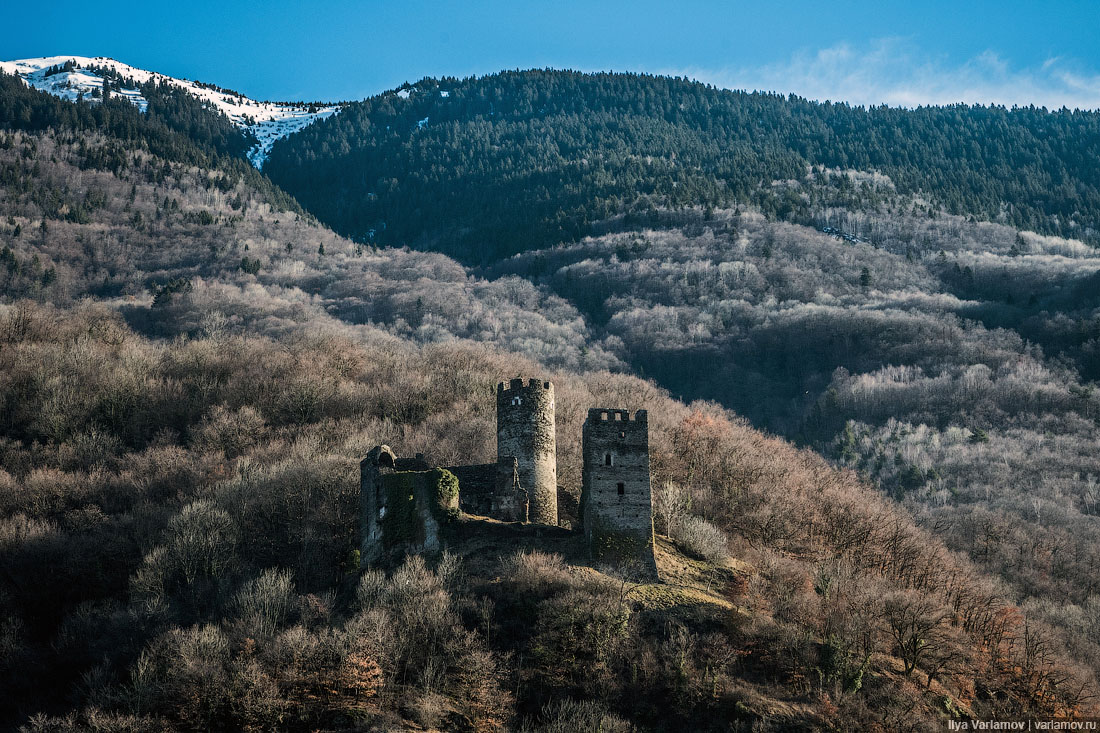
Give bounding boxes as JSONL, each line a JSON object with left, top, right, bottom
{"left": 0, "top": 56, "right": 340, "bottom": 167}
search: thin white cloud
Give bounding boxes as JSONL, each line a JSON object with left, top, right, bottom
{"left": 669, "top": 38, "right": 1100, "bottom": 110}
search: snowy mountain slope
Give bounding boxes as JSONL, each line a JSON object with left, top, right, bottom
{"left": 0, "top": 56, "right": 340, "bottom": 167}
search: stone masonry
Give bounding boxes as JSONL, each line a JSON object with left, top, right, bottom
{"left": 445, "top": 457, "right": 528, "bottom": 522}
{"left": 359, "top": 445, "right": 458, "bottom": 564}
{"left": 580, "top": 408, "right": 659, "bottom": 580}
{"left": 497, "top": 378, "right": 557, "bottom": 526}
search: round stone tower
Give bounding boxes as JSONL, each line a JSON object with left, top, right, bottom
{"left": 497, "top": 378, "right": 557, "bottom": 525}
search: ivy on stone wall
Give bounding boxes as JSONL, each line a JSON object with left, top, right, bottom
{"left": 430, "top": 468, "right": 460, "bottom": 522}
{"left": 381, "top": 472, "right": 421, "bottom": 548}
{"left": 380, "top": 469, "right": 459, "bottom": 551}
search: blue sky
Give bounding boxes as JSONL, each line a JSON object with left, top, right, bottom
{"left": 5, "top": 0, "right": 1100, "bottom": 108}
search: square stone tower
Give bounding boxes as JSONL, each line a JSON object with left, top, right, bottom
{"left": 580, "top": 409, "right": 658, "bottom": 579}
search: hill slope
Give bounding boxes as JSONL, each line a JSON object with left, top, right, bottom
{"left": 484, "top": 202, "right": 1100, "bottom": 621}
{"left": 1, "top": 77, "right": 1093, "bottom": 730}
{"left": 259, "top": 69, "right": 1100, "bottom": 695}
{"left": 264, "top": 69, "right": 1100, "bottom": 263}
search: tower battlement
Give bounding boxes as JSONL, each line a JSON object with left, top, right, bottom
{"left": 498, "top": 378, "right": 553, "bottom": 392}
{"left": 586, "top": 408, "right": 648, "bottom": 425}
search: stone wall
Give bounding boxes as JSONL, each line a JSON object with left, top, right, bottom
{"left": 360, "top": 444, "right": 458, "bottom": 564}
{"left": 445, "top": 457, "right": 528, "bottom": 522}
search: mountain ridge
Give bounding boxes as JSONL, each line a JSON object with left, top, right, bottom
{"left": 0, "top": 55, "right": 341, "bottom": 166}
{"left": 261, "top": 69, "right": 1100, "bottom": 263}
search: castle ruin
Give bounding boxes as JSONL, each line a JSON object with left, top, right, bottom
{"left": 360, "top": 378, "right": 658, "bottom": 578}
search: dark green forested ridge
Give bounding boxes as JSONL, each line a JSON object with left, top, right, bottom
{"left": 263, "top": 69, "right": 1100, "bottom": 263}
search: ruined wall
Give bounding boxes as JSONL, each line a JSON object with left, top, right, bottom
{"left": 359, "top": 445, "right": 396, "bottom": 563}
{"left": 360, "top": 444, "right": 458, "bottom": 564}
{"left": 446, "top": 457, "right": 528, "bottom": 522}
{"left": 497, "top": 378, "right": 557, "bottom": 526}
{"left": 394, "top": 454, "right": 431, "bottom": 472}
{"left": 580, "top": 409, "right": 658, "bottom": 580}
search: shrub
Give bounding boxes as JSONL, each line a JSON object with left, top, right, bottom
{"left": 356, "top": 568, "right": 387, "bottom": 610}
{"left": 192, "top": 404, "right": 266, "bottom": 458}
{"left": 165, "top": 500, "right": 238, "bottom": 586}
{"left": 533, "top": 587, "right": 631, "bottom": 673}
{"left": 152, "top": 624, "right": 232, "bottom": 729}
{"left": 523, "top": 698, "right": 631, "bottom": 733}
{"left": 231, "top": 568, "right": 297, "bottom": 638}
{"left": 501, "top": 550, "right": 572, "bottom": 596}
{"left": 672, "top": 515, "right": 729, "bottom": 562}
{"left": 410, "top": 691, "right": 449, "bottom": 728}
{"left": 59, "top": 428, "right": 123, "bottom": 470}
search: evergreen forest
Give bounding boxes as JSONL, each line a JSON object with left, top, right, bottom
{"left": 265, "top": 70, "right": 1100, "bottom": 262}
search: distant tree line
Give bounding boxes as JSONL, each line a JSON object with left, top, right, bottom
{"left": 264, "top": 69, "right": 1100, "bottom": 263}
